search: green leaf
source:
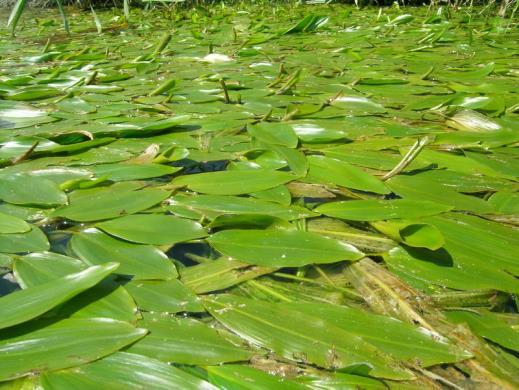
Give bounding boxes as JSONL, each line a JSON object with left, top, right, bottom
{"left": 293, "top": 303, "right": 470, "bottom": 366}
{"left": 0, "top": 212, "right": 30, "bottom": 234}
{"left": 14, "top": 252, "right": 138, "bottom": 323}
{"left": 445, "top": 311, "right": 519, "bottom": 353}
{"left": 296, "top": 372, "right": 386, "bottom": 389}
{"left": 41, "top": 352, "right": 216, "bottom": 390}
{"left": 204, "top": 294, "right": 413, "bottom": 380}
{"left": 372, "top": 221, "right": 445, "bottom": 251}
{"left": 7, "top": 0, "right": 27, "bottom": 34}
{"left": 386, "top": 174, "right": 494, "bottom": 214}
{"left": 96, "top": 214, "right": 207, "bottom": 245}
{"left": 207, "top": 229, "right": 364, "bottom": 267}
{"left": 125, "top": 279, "right": 204, "bottom": 313}
{"left": 488, "top": 191, "right": 519, "bottom": 214}
{"left": 5, "top": 86, "right": 61, "bottom": 101}
{"left": 0, "top": 318, "right": 146, "bottom": 381}
{"left": 207, "top": 365, "right": 306, "bottom": 390}
{"left": 168, "top": 194, "right": 316, "bottom": 221}
{"left": 425, "top": 213, "right": 519, "bottom": 276}
{"left": 90, "top": 163, "right": 181, "bottom": 182}
{"left": 0, "top": 225, "right": 49, "bottom": 253}
{"left": 307, "top": 218, "right": 397, "bottom": 254}
{"left": 316, "top": 199, "right": 452, "bottom": 221}
{"left": 0, "top": 174, "right": 67, "bottom": 207}
{"left": 248, "top": 122, "right": 299, "bottom": 148}
{"left": 127, "top": 314, "right": 253, "bottom": 365}
{"left": 307, "top": 155, "right": 390, "bottom": 194}
{"left": 0, "top": 263, "right": 118, "bottom": 330}
{"left": 269, "top": 144, "right": 308, "bottom": 176}
{"left": 172, "top": 170, "right": 297, "bottom": 195}
{"left": 282, "top": 14, "right": 329, "bottom": 34}
{"left": 446, "top": 109, "right": 503, "bottom": 132}
{"left": 71, "top": 228, "right": 177, "bottom": 280}
{"left": 389, "top": 14, "right": 414, "bottom": 25}
{"left": 384, "top": 246, "right": 519, "bottom": 294}
{"left": 52, "top": 182, "right": 170, "bottom": 222}
{"left": 180, "top": 258, "right": 275, "bottom": 294}
{"left": 330, "top": 96, "right": 386, "bottom": 115}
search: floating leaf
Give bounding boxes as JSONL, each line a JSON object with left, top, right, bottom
{"left": 168, "top": 194, "right": 316, "bottom": 221}
{"left": 71, "top": 228, "right": 177, "bottom": 280}
{"left": 0, "top": 263, "right": 118, "bottom": 330}
{"left": 0, "top": 318, "right": 146, "bottom": 381}
{"left": 172, "top": 170, "right": 297, "bottom": 195}
{"left": 128, "top": 314, "right": 253, "bottom": 365}
{"left": 0, "top": 174, "right": 67, "bottom": 207}
{"left": 292, "top": 303, "right": 470, "bottom": 366}
{"left": 0, "top": 225, "right": 50, "bottom": 253}
{"left": 307, "top": 155, "right": 390, "bottom": 194}
{"left": 386, "top": 174, "right": 494, "bottom": 214}
{"left": 41, "top": 352, "right": 216, "bottom": 390}
{"left": 204, "top": 294, "right": 413, "bottom": 380}
{"left": 248, "top": 122, "right": 299, "bottom": 148}
{"left": 90, "top": 163, "right": 181, "bottom": 181}
{"left": 207, "top": 229, "right": 364, "bottom": 267}
{"left": 14, "top": 252, "right": 138, "bottom": 323}
{"left": 180, "top": 258, "right": 275, "bottom": 294}
{"left": 0, "top": 212, "right": 30, "bottom": 234}
{"left": 372, "top": 221, "right": 445, "bottom": 251}
{"left": 125, "top": 279, "right": 203, "bottom": 313}
{"left": 96, "top": 214, "right": 207, "bottom": 245}
{"left": 52, "top": 182, "right": 170, "bottom": 222}
{"left": 316, "top": 199, "right": 452, "bottom": 221}
{"left": 207, "top": 365, "right": 305, "bottom": 389}
{"left": 445, "top": 311, "right": 519, "bottom": 353}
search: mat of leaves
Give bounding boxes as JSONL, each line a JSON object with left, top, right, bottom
{"left": 0, "top": 4, "right": 518, "bottom": 389}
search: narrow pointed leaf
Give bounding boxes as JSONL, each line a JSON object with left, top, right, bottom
{"left": 0, "top": 263, "right": 119, "bottom": 330}
{"left": 204, "top": 294, "right": 413, "bottom": 380}
{"left": 41, "top": 352, "right": 216, "bottom": 390}
{"left": 96, "top": 214, "right": 207, "bottom": 245}
{"left": 0, "top": 318, "right": 147, "bottom": 381}
{"left": 71, "top": 228, "right": 177, "bottom": 280}
{"left": 172, "top": 170, "right": 296, "bottom": 195}
{"left": 207, "top": 229, "right": 364, "bottom": 267}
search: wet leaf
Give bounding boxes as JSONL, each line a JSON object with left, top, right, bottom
{"left": 307, "top": 155, "right": 390, "bottom": 194}
{"left": 248, "top": 122, "right": 299, "bottom": 148}
{"left": 14, "top": 252, "right": 138, "bottom": 323}
{"left": 207, "top": 229, "right": 364, "bottom": 267}
{"left": 0, "top": 225, "right": 50, "bottom": 253}
{"left": 0, "top": 263, "right": 118, "bottom": 330}
{"left": 204, "top": 294, "right": 413, "bottom": 380}
{"left": 52, "top": 183, "right": 170, "bottom": 222}
{"left": 372, "top": 221, "right": 445, "bottom": 250}
{"left": 207, "top": 365, "right": 306, "bottom": 389}
{"left": 445, "top": 311, "right": 519, "bottom": 353}
{"left": 125, "top": 279, "right": 203, "bottom": 313}
{"left": 0, "top": 174, "right": 67, "bottom": 207}
{"left": 41, "top": 352, "right": 216, "bottom": 390}
{"left": 128, "top": 314, "right": 253, "bottom": 365}
{"left": 90, "top": 163, "right": 181, "bottom": 181}
{"left": 0, "top": 318, "right": 146, "bottom": 381}
{"left": 316, "top": 199, "right": 452, "bottom": 221}
{"left": 172, "top": 170, "right": 297, "bottom": 195}
{"left": 293, "top": 303, "right": 470, "bottom": 366}
{"left": 0, "top": 212, "right": 30, "bottom": 234}
{"left": 96, "top": 214, "right": 207, "bottom": 245}
{"left": 168, "top": 194, "right": 316, "bottom": 221}
{"left": 71, "top": 228, "right": 177, "bottom": 280}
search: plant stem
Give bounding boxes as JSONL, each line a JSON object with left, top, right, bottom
{"left": 382, "top": 136, "right": 429, "bottom": 181}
